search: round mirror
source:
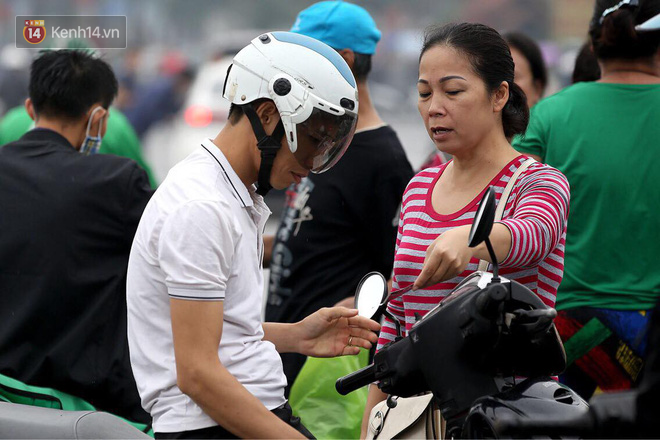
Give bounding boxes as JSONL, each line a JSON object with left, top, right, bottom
{"left": 354, "top": 272, "right": 388, "bottom": 318}
{"left": 468, "top": 186, "right": 497, "bottom": 248}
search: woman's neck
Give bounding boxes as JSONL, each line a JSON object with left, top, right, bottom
{"left": 598, "top": 58, "right": 660, "bottom": 84}
{"left": 449, "top": 130, "right": 520, "bottom": 186}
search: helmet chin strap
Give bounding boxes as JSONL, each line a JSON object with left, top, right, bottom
{"left": 242, "top": 104, "right": 286, "bottom": 196}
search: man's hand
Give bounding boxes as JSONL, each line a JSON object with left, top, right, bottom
{"left": 413, "top": 225, "right": 475, "bottom": 290}
{"left": 297, "top": 307, "right": 380, "bottom": 357}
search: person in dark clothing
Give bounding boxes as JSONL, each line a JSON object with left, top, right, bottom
{"left": 0, "top": 50, "right": 153, "bottom": 424}
{"left": 264, "top": 1, "right": 414, "bottom": 394}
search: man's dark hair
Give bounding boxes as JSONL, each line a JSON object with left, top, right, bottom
{"left": 29, "top": 50, "right": 118, "bottom": 120}
{"left": 352, "top": 52, "right": 372, "bottom": 81}
{"left": 227, "top": 98, "right": 270, "bottom": 125}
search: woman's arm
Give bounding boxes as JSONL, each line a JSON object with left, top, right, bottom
{"left": 413, "top": 223, "right": 511, "bottom": 289}
{"left": 497, "top": 167, "right": 570, "bottom": 268}
{"left": 414, "top": 167, "right": 569, "bottom": 289}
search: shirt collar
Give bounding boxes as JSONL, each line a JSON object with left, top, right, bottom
{"left": 20, "top": 128, "right": 78, "bottom": 151}
{"left": 201, "top": 139, "right": 254, "bottom": 208}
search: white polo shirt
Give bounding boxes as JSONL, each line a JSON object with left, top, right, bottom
{"left": 127, "top": 140, "right": 287, "bottom": 433}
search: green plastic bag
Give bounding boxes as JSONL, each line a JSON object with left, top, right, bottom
{"left": 0, "top": 373, "right": 153, "bottom": 437}
{"left": 289, "top": 350, "right": 370, "bottom": 439}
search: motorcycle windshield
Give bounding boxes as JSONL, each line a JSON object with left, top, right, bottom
{"left": 440, "top": 272, "right": 486, "bottom": 306}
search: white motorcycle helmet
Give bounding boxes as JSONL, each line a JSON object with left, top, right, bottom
{"left": 223, "top": 31, "right": 358, "bottom": 193}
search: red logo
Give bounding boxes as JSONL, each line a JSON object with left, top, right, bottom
{"left": 23, "top": 20, "right": 46, "bottom": 44}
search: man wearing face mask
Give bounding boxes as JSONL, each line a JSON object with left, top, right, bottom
{"left": 0, "top": 50, "right": 153, "bottom": 424}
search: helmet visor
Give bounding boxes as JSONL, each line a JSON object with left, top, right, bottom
{"left": 294, "top": 106, "right": 357, "bottom": 174}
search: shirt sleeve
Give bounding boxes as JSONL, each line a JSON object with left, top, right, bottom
{"left": 513, "top": 104, "right": 548, "bottom": 160}
{"left": 499, "top": 166, "right": 570, "bottom": 269}
{"left": 158, "top": 200, "right": 238, "bottom": 301}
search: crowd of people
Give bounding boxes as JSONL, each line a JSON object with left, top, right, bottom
{"left": 0, "top": 0, "right": 658, "bottom": 438}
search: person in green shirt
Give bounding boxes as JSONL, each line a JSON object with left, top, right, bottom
{"left": 514, "top": 0, "right": 660, "bottom": 399}
{"left": 0, "top": 105, "right": 157, "bottom": 188}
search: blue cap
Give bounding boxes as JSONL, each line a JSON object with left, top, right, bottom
{"left": 290, "top": 1, "right": 382, "bottom": 55}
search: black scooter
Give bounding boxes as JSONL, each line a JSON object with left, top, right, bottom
{"left": 336, "top": 186, "right": 589, "bottom": 439}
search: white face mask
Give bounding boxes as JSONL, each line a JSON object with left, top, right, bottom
{"left": 80, "top": 106, "right": 105, "bottom": 155}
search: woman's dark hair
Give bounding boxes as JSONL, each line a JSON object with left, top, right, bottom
{"left": 589, "top": 0, "right": 660, "bottom": 60}
{"left": 29, "top": 50, "right": 117, "bottom": 120}
{"left": 503, "top": 32, "right": 548, "bottom": 93}
{"left": 420, "top": 23, "right": 529, "bottom": 139}
{"left": 572, "top": 41, "right": 602, "bottom": 83}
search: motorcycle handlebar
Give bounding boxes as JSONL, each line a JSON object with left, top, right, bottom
{"left": 335, "top": 364, "right": 376, "bottom": 395}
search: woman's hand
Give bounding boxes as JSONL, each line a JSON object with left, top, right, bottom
{"left": 296, "top": 307, "right": 380, "bottom": 357}
{"left": 413, "top": 225, "right": 475, "bottom": 290}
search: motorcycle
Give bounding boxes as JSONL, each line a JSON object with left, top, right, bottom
{"left": 336, "top": 186, "right": 589, "bottom": 439}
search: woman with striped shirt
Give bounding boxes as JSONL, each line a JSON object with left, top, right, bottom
{"left": 360, "top": 23, "right": 570, "bottom": 437}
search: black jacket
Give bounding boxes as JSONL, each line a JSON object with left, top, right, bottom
{"left": 0, "top": 129, "right": 153, "bottom": 423}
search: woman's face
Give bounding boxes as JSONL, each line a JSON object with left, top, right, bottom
{"left": 510, "top": 46, "right": 541, "bottom": 108}
{"left": 417, "top": 45, "right": 503, "bottom": 155}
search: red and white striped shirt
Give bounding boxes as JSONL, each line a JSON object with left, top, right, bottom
{"left": 378, "top": 155, "right": 570, "bottom": 349}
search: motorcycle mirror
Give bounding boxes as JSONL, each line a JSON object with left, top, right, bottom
{"left": 354, "top": 272, "right": 388, "bottom": 319}
{"left": 468, "top": 186, "right": 496, "bottom": 248}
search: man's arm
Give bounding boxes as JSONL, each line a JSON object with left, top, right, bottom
{"left": 170, "top": 298, "right": 305, "bottom": 439}
{"left": 263, "top": 307, "right": 380, "bottom": 356}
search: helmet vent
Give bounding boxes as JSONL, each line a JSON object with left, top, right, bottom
{"left": 274, "top": 78, "right": 291, "bottom": 96}
{"left": 340, "top": 98, "right": 355, "bottom": 110}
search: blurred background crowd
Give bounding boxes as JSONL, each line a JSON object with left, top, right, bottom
{"left": 0, "top": 0, "right": 596, "bottom": 186}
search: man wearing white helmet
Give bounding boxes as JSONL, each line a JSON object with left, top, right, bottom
{"left": 126, "top": 32, "right": 380, "bottom": 439}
